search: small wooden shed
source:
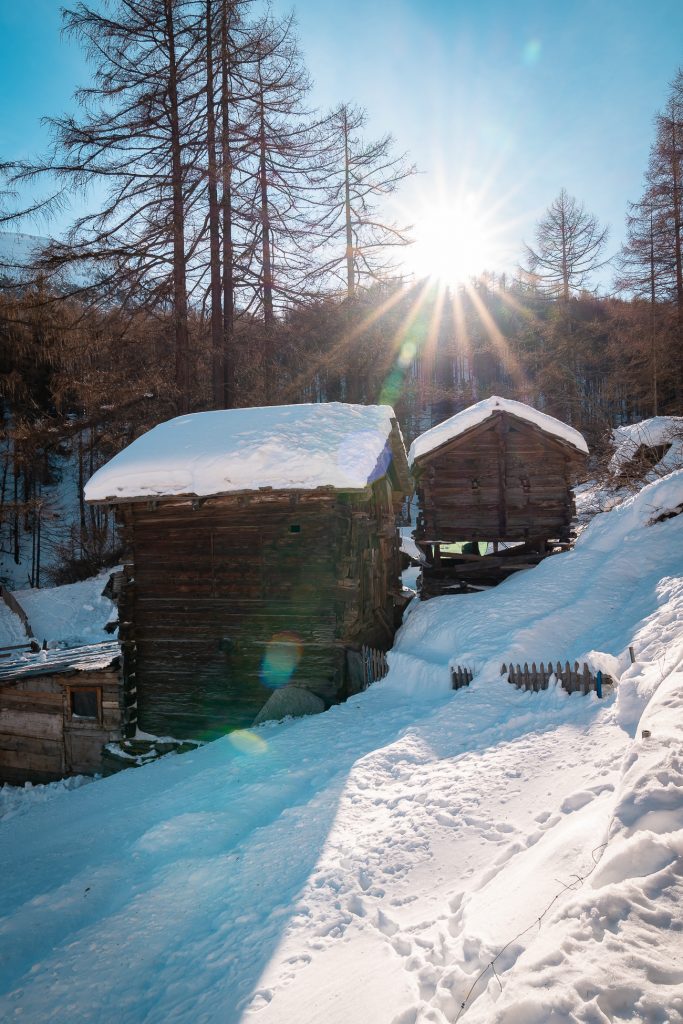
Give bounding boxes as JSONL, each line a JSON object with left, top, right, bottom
{"left": 409, "top": 397, "right": 588, "bottom": 591}
{"left": 85, "top": 403, "right": 411, "bottom": 739}
{"left": 0, "top": 641, "right": 127, "bottom": 784}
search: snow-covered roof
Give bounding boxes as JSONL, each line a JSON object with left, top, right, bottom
{"left": 408, "top": 395, "right": 589, "bottom": 465}
{"left": 85, "top": 403, "right": 406, "bottom": 502}
{"left": 0, "top": 640, "right": 120, "bottom": 681}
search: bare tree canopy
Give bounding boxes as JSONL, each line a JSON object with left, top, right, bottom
{"left": 523, "top": 188, "right": 609, "bottom": 299}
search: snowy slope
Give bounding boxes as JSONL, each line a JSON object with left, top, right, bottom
{"left": 609, "top": 414, "right": 683, "bottom": 477}
{"left": 13, "top": 570, "right": 116, "bottom": 647}
{"left": 0, "top": 471, "right": 681, "bottom": 1024}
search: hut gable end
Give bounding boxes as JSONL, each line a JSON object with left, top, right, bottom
{"left": 412, "top": 398, "right": 588, "bottom": 548}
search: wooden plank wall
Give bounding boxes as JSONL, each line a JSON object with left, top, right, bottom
{"left": 117, "top": 481, "right": 402, "bottom": 739}
{"left": 0, "top": 666, "right": 125, "bottom": 784}
{"left": 415, "top": 414, "right": 585, "bottom": 544}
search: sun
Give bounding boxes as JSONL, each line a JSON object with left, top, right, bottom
{"left": 408, "top": 194, "right": 500, "bottom": 287}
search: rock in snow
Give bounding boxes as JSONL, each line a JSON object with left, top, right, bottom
{"left": 252, "top": 685, "right": 326, "bottom": 725}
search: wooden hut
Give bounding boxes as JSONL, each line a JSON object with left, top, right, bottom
{"left": 409, "top": 396, "right": 588, "bottom": 593}
{"left": 0, "top": 641, "right": 127, "bottom": 784}
{"left": 85, "top": 403, "right": 411, "bottom": 739}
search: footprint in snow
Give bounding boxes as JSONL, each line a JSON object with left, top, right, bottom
{"left": 347, "top": 893, "right": 366, "bottom": 917}
{"left": 376, "top": 909, "right": 399, "bottom": 936}
{"left": 242, "top": 989, "right": 273, "bottom": 1013}
{"left": 278, "top": 953, "right": 312, "bottom": 987}
{"left": 391, "top": 934, "right": 413, "bottom": 957}
{"left": 560, "top": 784, "right": 613, "bottom": 814}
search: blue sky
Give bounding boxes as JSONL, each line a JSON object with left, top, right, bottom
{"left": 2, "top": 0, "right": 682, "bottom": 288}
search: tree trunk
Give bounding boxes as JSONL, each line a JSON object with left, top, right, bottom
{"left": 164, "top": 0, "right": 191, "bottom": 414}
{"left": 205, "top": 0, "right": 224, "bottom": 408}
{"left": 257, "top": 73, "right": 274, "bottom": 397}
{"left": 670, "top": 110, "right": 683, "bottom": 401}
{"left": 343, "top": 107, "right": 355, "bottom": 300}
{"left": 220, "top": 0, "right": 235, "bottom": 408}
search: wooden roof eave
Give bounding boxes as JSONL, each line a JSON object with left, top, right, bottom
{"left": 411, "top": 410, "right": 587, "bottom": 472}
{"left": 86, "top": 482, "right": 381, "bottom": 509}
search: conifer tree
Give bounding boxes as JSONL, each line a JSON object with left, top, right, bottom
{"left": 315, "top": 104, "right": 415, "bottom": 298}
{"left": 523, "top": 189, "right": 609, "bottom": 300}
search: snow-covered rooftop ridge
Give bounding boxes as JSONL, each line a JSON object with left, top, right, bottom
{"left": 608, "top": 415, "right": 683, "bottom": 476}
{"left": 85, "top": 402, "right": 403, "bottom": 501}
{"left": 408, "top": 395, "right": 589, "bottom": 465}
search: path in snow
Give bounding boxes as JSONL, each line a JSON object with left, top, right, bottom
{"left": 0, "top": 678, "right": 624, "bottom": 1024}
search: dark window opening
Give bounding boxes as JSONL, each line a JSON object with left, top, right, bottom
{"left": 70, "top": 689, "right": 99, "bottom": 720}
{"left": 289, "top": 524, "right": 301, "bottom": 533}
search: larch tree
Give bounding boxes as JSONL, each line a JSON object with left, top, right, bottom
{"left": 523, "top": 188, "right": 609, "bottom": 300}
{"left": 645, "top": 70, "right": 683, "bottom": 403}
{"left": 616, "top": 68, "right": 683, "bottom": 412}
{"left": 14, "top": 0, "right": 205, "bottom": 413}
{"left": 239, "top": 13, "right": 320, "bottom": 398}
{"left": 315, "top": 103, "right": 415, "bottom": 299}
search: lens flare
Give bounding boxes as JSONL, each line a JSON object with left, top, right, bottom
{"left": 398, "top": 339, "right": 417, "bottom": 368}
{"left": 227, "top": 730, "right": 268, "bottom": 755}
{"left": 522, "top": 39, "right": 541, "bottom": 67}
{"left": 260, "top": 631, "right": 304, "bottom": 689}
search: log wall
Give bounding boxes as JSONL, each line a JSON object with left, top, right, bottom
{"left": 116, "top": 480, "right": 402, "bottom": 739}
{"left": 415, "top": 413, "right": 586, "bottom": 544}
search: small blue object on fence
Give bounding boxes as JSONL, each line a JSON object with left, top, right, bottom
{"left": 501, "top": 661, "right": 612, "bottom": 697}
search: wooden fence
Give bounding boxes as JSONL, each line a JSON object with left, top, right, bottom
{"left": 362, "top": 645, "right": 389, "bottom": 688}
{"left": 501, "top": 661, "right": 613, "bottom": 697}
{"left": 451, "top": 665, "right": 474, "bottom": 690}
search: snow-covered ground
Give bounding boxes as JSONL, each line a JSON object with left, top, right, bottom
{"left": 0, "top": 468, "right": 682, "bottom": 1022}
{"left": 0, "top": 570, "right": 116, "bottom": 650}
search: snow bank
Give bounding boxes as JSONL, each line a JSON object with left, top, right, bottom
{"left": 609, "top": 414, "right": 683, "bottom": 477}
{"left": 85, "top": 403, "right": 401, "bottom": 501}
{"left": 0, "top": 775, "right": 97, "bottom": 823}
{"left": 13, "top": 570, "right": 117, "bottom": 647}
{"left": 408, "top": 395, "right": 588, "bottom": 465}
{"left": 0, "top": 601, "right": 28, "bottom": 648}
{"left": 464, "top": 667, "right": 683, "bottom": 1024}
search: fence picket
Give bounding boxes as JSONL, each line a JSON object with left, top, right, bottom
{"left": 361, "top": 645, "right": 389, "bottom": 688}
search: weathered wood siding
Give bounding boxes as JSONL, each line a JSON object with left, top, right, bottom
{"left": 415, "top": 413, "right": 586, "bottom": 544}
{"left": 0, "top": 665, "right": 125, "bottom": 785}
{"left": 117, "top": 480, "right": 401, "bottom": 739}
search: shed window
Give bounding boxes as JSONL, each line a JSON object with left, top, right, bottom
{"left": 289, "top": 524, "right": 301, "bottom": 533}
{"left": 70, "top": 688, "right": 100, "bottom": 721}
